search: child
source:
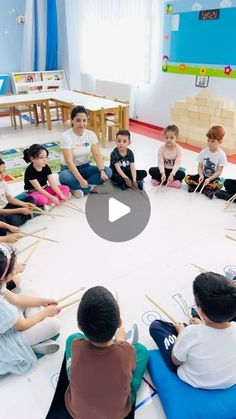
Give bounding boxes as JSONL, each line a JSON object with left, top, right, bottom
{"left": 149, "top": 124, "right": 185, "bottom": 188}
{"left": 110, "top": 130, "right": 147, "bottom": 190}
{"left": 215, "top": 178, "right": 236, "bottom": 201}
{"left": 47, "top": 286, "right": 148, "bottom": 419}
{"left": 0, "top": 243, "right": 61, "bottom": 375}
{"left": 0, "top": 220, "right": 20, "bottom": 243}
{"left": 0, "top": 158, "right": 34, "bottom": 227}
{"left": 149, "top": 272, "right": 236, "bottom": 389}
{"left": 185, "top": 125, "right": 227, "bottom": 199}
{"left": 23, "top": 144, "right": 70, "bottom": 208}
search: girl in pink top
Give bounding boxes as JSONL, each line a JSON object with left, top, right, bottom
{"left": 149, "top": 124, "right": 185, "bottom": 188}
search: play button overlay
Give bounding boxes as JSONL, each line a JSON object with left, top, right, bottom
{"left": 85, "top": 183, "right": 151, "bottom": 242}
{"left": 109, "top": 198, "right": 130, "bottom": 223}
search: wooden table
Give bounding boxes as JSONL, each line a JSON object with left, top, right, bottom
{"left": 51, "top": 90, "right": 129, "bottom": 139}
{"left": 0, "top": 90, "right": 129, "bottom": 137}
{"left": 0, "top": 92, "right": 53, "bottom": 130}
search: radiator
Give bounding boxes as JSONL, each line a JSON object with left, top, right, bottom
{"left": 95, "top": 80, "right": 134, "bottom": 117}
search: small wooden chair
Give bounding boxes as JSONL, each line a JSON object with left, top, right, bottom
{"left": 99, "top": 105, "right": 123, "bottom": 147}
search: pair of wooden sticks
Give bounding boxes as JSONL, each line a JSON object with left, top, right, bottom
{"left": 57, "top": 287, "right": 85, "bottom": 311}
{"left": 19, "top": 227, "right": 59, "bottom": 243}
{"left": 224, "top": 193, "right": 236, "bottom": 210}
{"left": 61, "top": 201, "right": 85, "bottom": 214}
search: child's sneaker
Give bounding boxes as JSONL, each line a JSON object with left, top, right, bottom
{"left": 168, "top": 180, "right": 181, "bottom": 189}
{"left": 202, "top": 187, "right": 214, "bottom": 199}
{"left": 137, "top": 180, "right": 144, "bottom": 190}
{"left": 151, "top": 179, "right": 160, "bottom": 186}
{"left": 126, "top": 324, "right": 139, "bottom": 345}
{"left": 32, "top": 339, "right": 60, "bottom": 355}
{"left": 215, "top": 190, "right": 231, "bottom": 201}
{"left": 188, "top": 185, "right": 195, "bottom": 193}
{"left": 71, "top": 189, "right": 84, "bottom": 199}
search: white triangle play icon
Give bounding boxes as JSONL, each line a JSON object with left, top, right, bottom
{"left": 109, "top": 197, "right": 131, "bottom": 223}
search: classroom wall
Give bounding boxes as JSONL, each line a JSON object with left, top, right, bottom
{"left": 0, "top": 0, "right": 26, "bottom": 93}
{"left": 134, "top": 0, "right": 236, "bottom": 128}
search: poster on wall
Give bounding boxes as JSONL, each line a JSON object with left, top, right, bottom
{"left": 163, "top": 0, "right": 236, "bottom": 79}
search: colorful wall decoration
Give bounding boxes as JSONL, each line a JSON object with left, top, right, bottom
{"left": 163, "top": 0, "right": 236, "bottom": 78}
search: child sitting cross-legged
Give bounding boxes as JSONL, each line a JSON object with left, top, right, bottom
{"left": 23, "top": 144, "right": 71, "bottom": 211}
{"left": 149, "top": 124, "right": 185, "bottom": 188}
{"left": 46, "top": 286, "right": 148, "bottom": 419}
{"left": 185, "top": 125, "right": 227, "bottom": 199}
{"left": 149, "top": 272, "right": 236, "bottom": 389}
{"left": 110, "top": 130, "right": 147, "bottom": 190}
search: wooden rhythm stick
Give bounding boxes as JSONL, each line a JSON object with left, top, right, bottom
{"left": 17, "top": 239, "right": 41, "bottom": 256}
{"left": 61, "top": 201, "right": 85, "bottom": 214}
{"left": 155, "top": 181, "right": 164, "bottom": 193}
{"left": 225, "top": 234, "right": 236, "bottom": 242}
{"left": 225, "top": 194, "right": 236, "bottom": 210}
{"left": 199, "top": 184, "right": 205, "bottom": 194}
{"left": 191, "top": 263, "right": 208, "bottom": 273}
{"left": 20, "top": 231, "right": 59, "bottom": 243}
{"left": 176, "top": 293, "right": 192, "bottom": 320}
{"left": 145, "top": 295, "right": 178, "bottom": 323}
{"left": 31, "top": 204, "right": 55, "bottom": 219}
{"left": 20, "top": 227, "right": 47, "bottom": 236}
{"left": 23, "top": 230, "right": 47, "bottom": 264}
{"left": 58, "top": 297, "right": 81, "bottom": 310}
{"left": 58, "top": 287, "right": 85, "bottom": 303}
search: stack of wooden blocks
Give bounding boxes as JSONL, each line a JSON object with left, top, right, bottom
{"left": 171, "top": 90, "right": 236, "bottom": 155}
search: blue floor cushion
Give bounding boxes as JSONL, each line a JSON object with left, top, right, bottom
{"left": 148, "top": 350, "right": 236, "bottom": 419}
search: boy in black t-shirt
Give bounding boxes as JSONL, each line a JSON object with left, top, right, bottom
{"left": 110, "top": 130, "right": 147, "bottom": 190}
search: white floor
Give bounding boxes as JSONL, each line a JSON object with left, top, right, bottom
{"left": 0, "top": 118, "right": 235, "bottom": 419}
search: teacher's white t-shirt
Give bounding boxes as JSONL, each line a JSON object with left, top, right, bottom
{"left": 60, "top": 128, "right": 98, "bottom": 166}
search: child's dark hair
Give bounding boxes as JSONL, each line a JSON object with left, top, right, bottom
{"left": 0, "top": 246, "right": 16, "bottom": 282}
{"left": 164, "top": 124, "right": 179, "bottom": 137}
{"left": 77, "top": 286, "right": 120, "bottom": 343}
{"left": 0, "top": 158, "right": 5, "bottom": 166}
{"left": 206, "top": 125, "right": 225, "bottom": 142}
{"left": 116, "top": 130, "right": 131, "bottom": 140}
{"left": 23, "top": 144, "right": 49, "bottom": 163}
{"left": 71, "top": 106, "right": 89, "bottom": 120}
{"left": 193, "top": 272, "right": 236, "bottom": 322}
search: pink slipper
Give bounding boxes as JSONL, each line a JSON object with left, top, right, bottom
{"left": 168, "top": 180, "right": 181, "bottom": 188}
{"left": 151, "top": 179, "right": 160, "bottom": 186}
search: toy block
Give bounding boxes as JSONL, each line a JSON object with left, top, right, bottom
{"left": 189, "top": 111, "right": 199, "bottom": 120}
{"left": 199, "top": 113, "right": 210, "bottom": 121}
{"left": 222, "top": 110, "right": 236, "bottom": 119}
{"left": 210, "top": 117, "right": 222, "bottom": 124}
{"left": 207, "top": 100, "right": 219, "bottom": 109}
{"left": 187, "top": 137, "right": 206, "bottom": 148}
{"left": 188, "top": 105, "right": 199, "bottom": 112}
{"left": 222, "top": 118, "right": 235, "bottom": 127}
{"left": 196, "top": 89, "right": 215, "bottom": 100}
{"left": 186, "top": 96, "right": 195, "bottom": 104}
{"left": 196, "top": 98, "right": 207, "bottom": 106}
{"left": 225, "top": 127, "right": 236, "bottom": 135}
{"left": 177, "top": 122, "right": 188, "bottom": 130}
{"left": 175, "top": 101, "right": 188, "bottom": 110}
{"left": 215, "top": 109, "right": 222, "bottom": 117}
{"left": 198, "top": 119, "right": 210, "bottom": 128}
{"left": 198, "top": 106, "right": 210, "bottom": 113}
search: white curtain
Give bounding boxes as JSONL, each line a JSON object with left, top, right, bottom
{"left": 78, "top": 0, "right": 156, "bottom": 85}
{"left": 21, "top": 0, "right": 47, "bottom": 71}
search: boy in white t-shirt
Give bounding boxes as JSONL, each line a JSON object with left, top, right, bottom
{"left": 149, "top": 272, "right": 236, "bottom": 389}
{"left": 185, "top": 126, "right": 227, "bottom": 199}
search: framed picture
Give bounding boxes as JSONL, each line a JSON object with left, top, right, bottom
{"left": 195, "top": 75, "right": 209, "bottom": 88}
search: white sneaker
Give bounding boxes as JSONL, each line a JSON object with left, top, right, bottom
{"left": 71, "top": 189, "right": 84, "bottom": 199}
{"left": 126, "top": 324, "right": 139, "bottom": 345}
{"left": 32, "top": 339, "right": 60, "bottom": 354}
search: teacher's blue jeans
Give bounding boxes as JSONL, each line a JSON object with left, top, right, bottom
{"left": 59, "top": 163, "right": 112, "bottom": 194}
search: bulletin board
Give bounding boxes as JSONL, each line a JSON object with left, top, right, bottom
{"left": 163, "top": 0, "right": 236, "bottom": 78}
